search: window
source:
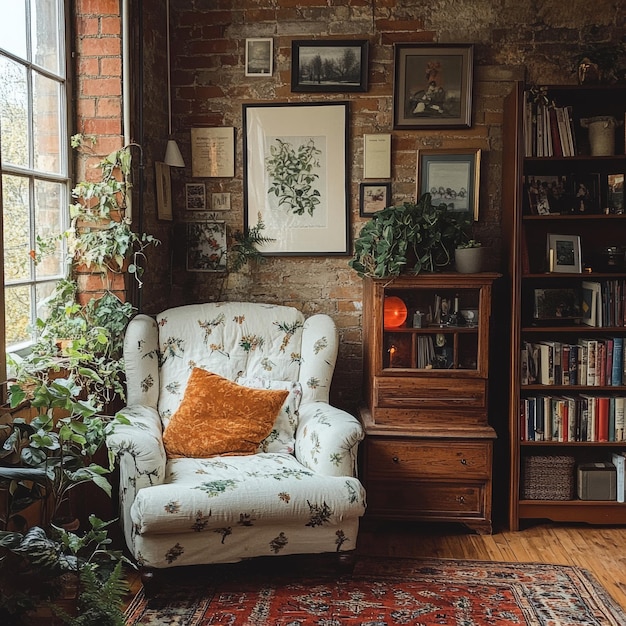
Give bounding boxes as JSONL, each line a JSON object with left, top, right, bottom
{"left": 0, "top": 0, "right": 70, "bottom": 361}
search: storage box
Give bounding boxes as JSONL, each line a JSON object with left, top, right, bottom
{"left": 521, "top": 455, "right": 575, "bottom": 500}
{"left": 577, "top": 462, "right": 617, "bottom": 501}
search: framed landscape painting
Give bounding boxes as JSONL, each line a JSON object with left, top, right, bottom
{"left": 291, "top": 40, "right": 368, "bottom": 92}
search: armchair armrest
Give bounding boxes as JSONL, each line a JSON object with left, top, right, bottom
{"left": 295, "top": 402, "right": 364, "bottom": 477}
{"left": 107, "top": 405, "right": 166, "bottom": 493}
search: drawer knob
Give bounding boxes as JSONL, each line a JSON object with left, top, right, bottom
{"left": 392, "top": 456, "right": 399, "bottom": 463}
{"left": 460, "top": 458, "right": 467, "bottom": 465}
{"left": 456, "top": 495, "right": 466, "bottom": 504}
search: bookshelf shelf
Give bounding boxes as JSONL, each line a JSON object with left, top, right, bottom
{"left": 503, "top": 81, "right": 626, "bottom": 530}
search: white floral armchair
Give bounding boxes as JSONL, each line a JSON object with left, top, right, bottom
{"left": 107, "top": 302, "right": 366, "bottom": 573}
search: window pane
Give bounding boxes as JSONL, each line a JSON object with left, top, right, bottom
{"left": 0, "top": 57, "right": 28, "bottom": 168}
{"left": 0, "top": 1, "right": 27, "bottom": 58}
{"left": 5, "top": 285, "right": 31, "bottom": 347}
{"left": 35, "top": 179, "right": 64, "bottom": 279}
{"left": 33, "top": 73, "right": 62, "bottom": 174}
{"left": 2, "top": 174, "right": 31, "bottom": 283}
{"left": 35, "top": 280, "right": 57, "bottom": 324}
{"left": 32, "top": 0, "right": 63, "bottom": 75}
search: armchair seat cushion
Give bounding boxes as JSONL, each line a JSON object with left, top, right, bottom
{"left": 131, "top": 453, "right": 365, "bottom": 535}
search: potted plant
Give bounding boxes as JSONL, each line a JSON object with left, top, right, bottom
{"left": 0, "top": 376, "right": 130, "bottom": 623}
{"left": 455, "top": 239, "right": 484, "bottom": 274}
{"left": 10, "top": 135, "right": 159, "bottom": 410}
{"left": 349, "top": 193, "right": 470, "bottom": 278}
{"left": 572, "top": 42, "right": 626, "bottom": 84}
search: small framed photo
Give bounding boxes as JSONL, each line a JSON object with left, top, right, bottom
{"left": 393, "top": 43, "right": 473, "bottom": 130}
{"left": 186, "top": 221, "right": 227, "bottom": 272}
{"left": 417, "top": 148, "right": 481, "bottom": 220}
{"left": 571, "top": 173, "right": 601, "bottom": 214}
{"left": 245, "top": 38, "right": 273, "bottom": 76}
{"left": 211, "top": 192, "right": 231, "bottom": 211}
{"left": 524, "top": 175, "right": 571, "bottom": 215}
{"left": 533, "top": 288, "right": 582, "bottom": 321}
{"left": 155, "top": 162, "right": 172, "bottom": 221}
{"left": 606, "top": 173, "right": 624, "bottom": 214}
{"left": 185, "top": 183, "right": 206, "bottom": 210}
{"left": 547, "top": 233, "right": 582, "bottom": 273}
{"left": 359, "top": 182, "right": 391, "bottom": 217}
{"left": 291, "top": 39, "right": 369, "bottom": 93}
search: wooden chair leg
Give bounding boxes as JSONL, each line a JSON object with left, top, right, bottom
{"left": 336, "top": 550, "right": 357, "bottom": 575}
{"left": 140, "top": 567, "right": 161, "bottom": 598}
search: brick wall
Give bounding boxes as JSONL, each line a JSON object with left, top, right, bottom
{"left": 158, "top": 0, "right": 623, "bottom": 411}
{"left": 71, "top": 0, "right": 624, "bottom": 412}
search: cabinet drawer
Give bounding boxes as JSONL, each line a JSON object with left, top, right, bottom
{"left": 365, "top": 439, "right": 491, "bottom": 479}
{"left": 375, "top": 377, "right": 486, "bottom": 409}
{"left": 366, "top": 480, "right": 486, "bottom": 518}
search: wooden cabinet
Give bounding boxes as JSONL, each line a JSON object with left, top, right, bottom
{"left": 502, "top": 82, "right": 626, "bottom": 530}
{"left": 359, "top": 273, "right": 499, "bottom": 534}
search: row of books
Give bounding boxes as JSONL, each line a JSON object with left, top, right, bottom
{"left": 523, "top": 91, "right": 577, "bottom": 157}
{"left": 582, "top": 280, "right": 625, "bottom": 329}
{"left": 521, "top": 337, "right": 625, "bottom": 386}
{"left": 520, "top": 393, "right": 626, "bottom": 442}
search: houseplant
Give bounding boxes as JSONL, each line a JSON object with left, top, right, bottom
{"left": 572, "top": 42, "right": 626, "bottom": 84}
{"left": 454, "top": 239, "right": 484, "bottom": 273}
{"left": 349, "top": 193, "right": 470, "bottom": 278}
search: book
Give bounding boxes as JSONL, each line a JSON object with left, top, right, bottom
{"left": 597, "top": 396, "right": 610, "bottom": 442}
{"left": 612, "top": 452, "right": 626, "bottom": 503}
{"left": 615, "top": 397, "right": 625, "bottom": 441}
{"left": 539, "top": 342, "right": 555, "bottom": 385}
{"left": 612, "top": 338, "right": 623, "bottom": 386}
{"left": 578, "top": 338, "right": 598, "bottom": 386}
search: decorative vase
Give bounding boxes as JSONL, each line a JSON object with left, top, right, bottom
{"left": 580, "top": 116, "right": 617, "bottom": 156}
{"left": 455, "top": 247, "right": 484, "bottom": 274}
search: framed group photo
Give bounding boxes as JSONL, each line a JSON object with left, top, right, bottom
{"left": 291, "top": 40, "right": 369, "bottom": 93}
{"left": 393, "top": 43, "right": 474, "bottom": 130}
{"left": 417, "top": 148, "right": 481, "bottom": 220}
{"left": 360, "top": 182, "right": 391, "bottom": 217}
{"left": 243, "top": 101, "right": 350, "bottom": 255}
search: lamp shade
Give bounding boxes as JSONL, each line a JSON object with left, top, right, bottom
{"left": 164, "top": 139, "right": 185, "bottom": 167}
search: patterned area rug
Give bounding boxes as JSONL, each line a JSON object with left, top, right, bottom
{"left": 125, "top": 556, "right": 626, "bottom": 625}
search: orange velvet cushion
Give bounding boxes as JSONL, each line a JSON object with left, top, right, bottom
{"left": 163, "top": 368, "right": 289, "bottom": 458}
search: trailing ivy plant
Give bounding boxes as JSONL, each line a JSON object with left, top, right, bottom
{"left": 10, "top": 136, "right": 159, "bottom": 409}
{"left": 349, "top": 193, "right": 471, "bottom": 278}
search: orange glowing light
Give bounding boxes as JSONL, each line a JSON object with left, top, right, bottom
{"left": 383, "top": 296, "right": 408, "bottom": 328}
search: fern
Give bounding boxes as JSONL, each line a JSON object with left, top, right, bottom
{"left": 229, "top": 213, "right": 274, "bottom": 272}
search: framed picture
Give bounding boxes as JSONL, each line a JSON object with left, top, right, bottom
{"left": 211, "top": 192, "right": 231, "bottom": 211}
{"left": 606, "top": 173, "right": 624, "bottom": 214}
{"left": 533, "top": 288, "right": 582, "bottom": 321}
{"left": 360, "top": 182, "right": 391, "bottom": 217}
{"left": 416, "top": 148, "right": 481, "bottom": 220}
{"left": 523, "top": 174, "right": 572, "bottom": 215}
{"left": 363, "top": 134, "right": 391, "bottom": 179}
{"left": 191, "top": 127, "right": 235, "bottom": 178}
{"left": 291, "top": 40, "right": 368, "bottom": 93}
{"left": 572, "top": 173, "right": 601, "bottom": 214}
{"left": 185, "top": 183, "right": 206, "bottom": 210}
{"left": 155, "top": 161, "right": 172, "bottom": 221}
{"left": 243, "top": 101, "right": 349, "bottom": 255}
{"left": 186, "top": 221, "right": 227, "bottom": 272}
{"left": 245, "top": 38, "right": 273, "bottom": 76}
{"left": 393, "top": 43, "right": 473, "bottom": 129}
{"left": 547, "top": 233, "right": 582, "bottom": 273}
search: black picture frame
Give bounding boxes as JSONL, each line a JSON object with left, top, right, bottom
{"left": 359, "top": 182, "right": 391, "bottom": 217}
{"left": 242, "top": 101, "right": 350, "bottom": 256}
{"left": 291, "top": 40, "right": 369, "bottom": 93}
{"left": 393, "top": 43, "right": 473, "bottom": 129}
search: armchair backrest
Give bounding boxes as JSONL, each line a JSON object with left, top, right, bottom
{"left": 123, "top": 302, "right": 339, "bottom": 424}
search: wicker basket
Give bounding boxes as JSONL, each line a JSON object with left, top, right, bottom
{"left": 521, "top": 455, "right": 576, "bottom": 500}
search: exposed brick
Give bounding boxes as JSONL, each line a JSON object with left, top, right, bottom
{"left": 81, "top": 77, "right": 122, "bottom": 97}
{"left": 79, "top": 37, "right": 121, "bottom": 58}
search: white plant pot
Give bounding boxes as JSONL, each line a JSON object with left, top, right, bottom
{"left": 455, "top": 247, "right": 484, "bottom": 274}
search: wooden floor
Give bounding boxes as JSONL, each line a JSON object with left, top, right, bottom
{"left": 124, "top": 520, "right": 626, "bottom": 613}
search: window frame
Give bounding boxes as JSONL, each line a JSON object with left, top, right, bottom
{"left": 0, "top": 0, "right": 73, "bottom": 393}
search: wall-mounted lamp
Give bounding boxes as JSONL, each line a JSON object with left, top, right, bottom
{"left": 164, "top": 0, "right": 185, "bottom": 167}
